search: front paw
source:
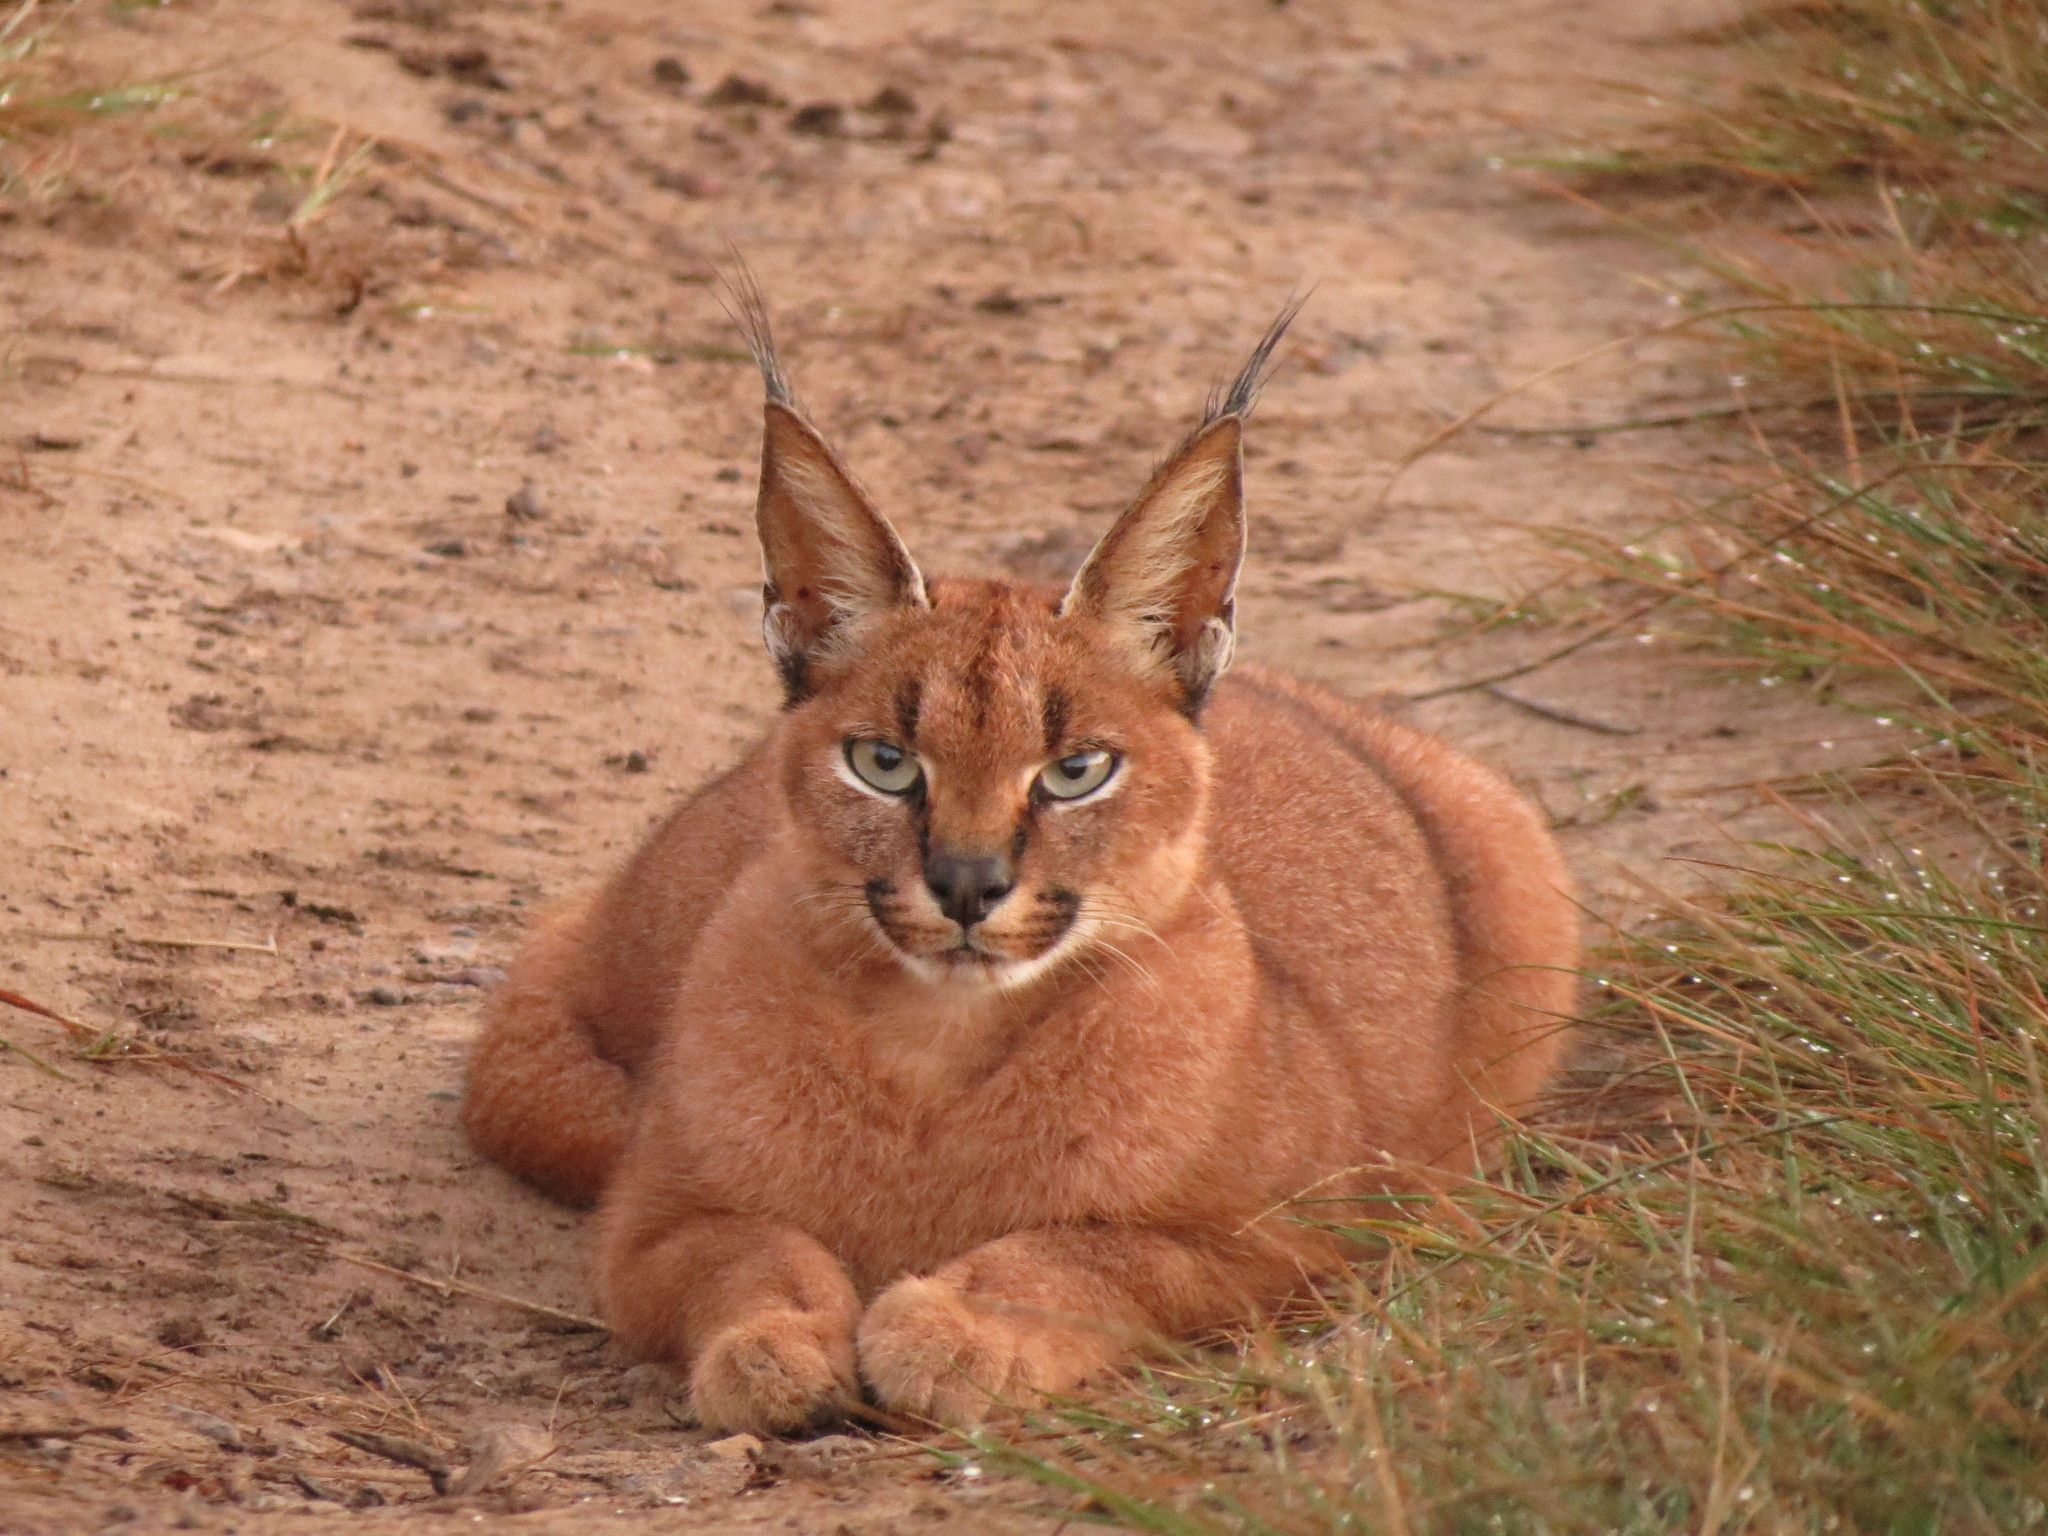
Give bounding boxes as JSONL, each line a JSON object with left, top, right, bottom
{"left": 691, "top": 1308, "right": 857, "bottom": 1435}
{"left": 859, "top": 1275, "right": 1123, "bottom": 1427}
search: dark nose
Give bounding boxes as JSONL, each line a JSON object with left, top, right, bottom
{"left": 924, "top": 850, "right": 1015, "bottom": 929}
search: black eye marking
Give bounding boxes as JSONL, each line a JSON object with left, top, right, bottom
{"left": 895, "top": 677, "right": 923, "bottom": 744}
{"left": 1042, "top": 685, "right": 1070, "bottom": 753}
{"left": 864, "top": 879, "right": 897, "bottom": 926}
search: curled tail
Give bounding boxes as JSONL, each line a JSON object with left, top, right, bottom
{"left": 461, "top": 902, "right": 632, "bottom": 1208}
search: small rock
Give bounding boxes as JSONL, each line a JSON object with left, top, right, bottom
{"left": 649, "top": 166, "right": 717, "bottom": 197}
{"left": 863, "top": 85, "right": 917, "bottom": 116}
{"left": 167, "top": 1404, "right": 243, "bottom": 1451}
{"left": 785, "top": 1434, "right": 869, "bottom": 1468}
{"left": 788, "top": 101, "right": 844, "bottom": 137}
{"left": 505, "top": 479, "right": 546, "bottom": 520}
{"left": 703, "top": 73, "right": 779, "bottom": 108}
{"left": 651, "top": 56, "right": 691, "bottom": 89}
{"left": 435, "top": 966, "right": 506, "bottom": 988}
{"left": 452, "top": 1423, "right": 553, "bottom": 1496}
{"left": 971, "top": 286, "right": 1063, "bottom": 317}
{"left": 705, "top": 1433, "right": 762, "bottom": 1461}
{"left": 443, "top": 46, "right": 510, "bottom": 90}
{"left": 425, "top": 538, "right": 467, "bottom": 558}
{"left": 155, "top": 1316, "right": 209, "bottom": 1352}
{"left": 530, "top": 423, "right": 565, "bottom": 454}
{"left": 360, "top": 985, "right": 406, "bottom": 1007}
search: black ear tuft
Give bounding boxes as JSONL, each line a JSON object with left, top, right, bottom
{"left": 720, "top": 261, "right": 928, "bottom": 706}
{"left": 1201, "top": 294, "right": 1307, "bottom": 426}
{"left": 718, "top": 253, "right": 795, "bottom": 410}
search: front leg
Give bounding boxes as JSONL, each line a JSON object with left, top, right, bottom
{"left": 596, "top": 1190, "right": 860, "bottom": 1435}
{"left": 857, "top": 1225, "right": 1313, "bottom": 1426}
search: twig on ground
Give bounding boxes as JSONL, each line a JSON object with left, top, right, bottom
{"left": 125, "top": 932, "right": 280, "bottom": 955}
{"left": 0, "top": 1425, "right": 136, "bottom": 1445}
{"left": 0, "top": 984, "right": 260, "bottom": 1095}
{"left": 1482, "top": 684, "right": 1642, "bottom": 735}
{"left": 0, "top": 1031, "right": 75, "bottom": 1081}
{"left": 25, "top": 929, "right": 281, "bottom": 955}
{"left": 330, "top": 1252, "right": 607, "bottom": 1333}
{"left": 330, "top": 1429, "right": 451, "bottom": 1496}
{"left": 0, "top": 985, "right": 84, "bottom": 1031}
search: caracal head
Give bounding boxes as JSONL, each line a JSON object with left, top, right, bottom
{"left": 725, "top": 271, "right": 1300, "bottom": 992}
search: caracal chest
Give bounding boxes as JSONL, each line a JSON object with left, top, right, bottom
{"left": 660, "top": 983, "right": 1162, "bottom": 1273}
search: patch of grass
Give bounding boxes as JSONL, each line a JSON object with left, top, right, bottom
{"left": 0, "top": 0, "right": 185, "bottom": 199}
{"left": 1602, "top": 0, "right": 2048, "bottom": 230}
{"left": 1583, "top": 434, "right": 2048, "bottom": 750}
{"left": 1553, "top": 1, "right": 2048, "bottom": 439}
{"left": 1668, "top": 240, "right": 2048, "bottom": 440}
{"left": 968, "top": 4, "right": 2048, "bottom": 1531}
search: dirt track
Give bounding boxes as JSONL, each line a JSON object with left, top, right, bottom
{"left": 0, "top": 0, "right": 1889, "bottom": 1530}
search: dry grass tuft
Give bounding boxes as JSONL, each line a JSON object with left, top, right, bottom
{"left": 1651, "top": 0, "right": 2048, "bottom": 228}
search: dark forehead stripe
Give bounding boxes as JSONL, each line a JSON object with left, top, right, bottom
{"left": 895, "top": 676, "right": 923, "bottom": 743}
{"left": 1042, "top": 685, "right": 1070, "bottom": 753}
{"left": 964, "top": 626, "right": 1001, "bottom": 731}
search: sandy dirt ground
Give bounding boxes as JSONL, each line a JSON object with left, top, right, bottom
{"left": 0, "top": 0, "right": 1904, "bottom": 1530}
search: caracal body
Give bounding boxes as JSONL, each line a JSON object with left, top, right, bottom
{"left": 462, "top": 289, "right": 1578, "bottom": 1433}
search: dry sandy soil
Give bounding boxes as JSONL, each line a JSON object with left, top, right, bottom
{"left": 0, "top": 0, "right": 1899, "bottom": 1530}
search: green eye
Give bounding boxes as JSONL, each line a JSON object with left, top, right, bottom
{"left": 846, "top": 738, "right": 922, "bottom": 795}
{"left": 1038, "top": 749, "right": 1117, "bottom": 801}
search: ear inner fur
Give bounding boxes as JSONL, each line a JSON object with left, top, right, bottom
{"left": 1061, "top": 417, "right": 1246, "bottom": 709}
{"left": 722, "top": 262, "right": 928, "bottom": 703}
{"left": 756, "top": 402, "right": 928, "bottom": 704}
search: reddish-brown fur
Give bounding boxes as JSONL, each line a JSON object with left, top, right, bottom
{"left": 462, "top": 299, "right": 1579, "bottom": 1432}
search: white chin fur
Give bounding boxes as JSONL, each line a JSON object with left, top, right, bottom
{"left": 890, "top": 917, "right": 1094, "bottom": 993}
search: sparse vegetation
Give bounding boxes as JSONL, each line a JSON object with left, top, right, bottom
{"left": 0, "top": 0, "right": 179, "bottom": 200}
{"left": 1649, "top": 0, "right": 2047, "bottom": 435}
{"left": 971, "top": 5, "right": 2048, "bottom": 1531}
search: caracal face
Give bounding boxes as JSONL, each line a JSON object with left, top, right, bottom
{"left": 777, "top": 576, "right": 1212, "bottom": 992}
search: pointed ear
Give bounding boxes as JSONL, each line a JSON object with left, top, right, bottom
{"left": 1060, "top": 416, "right": 1245, "bottom": 710}
{"left": 756, "top": 401, "right": 927, "bottom": 703}
{"left": 719, "top": 258, "right": 926, "bottom": 704}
